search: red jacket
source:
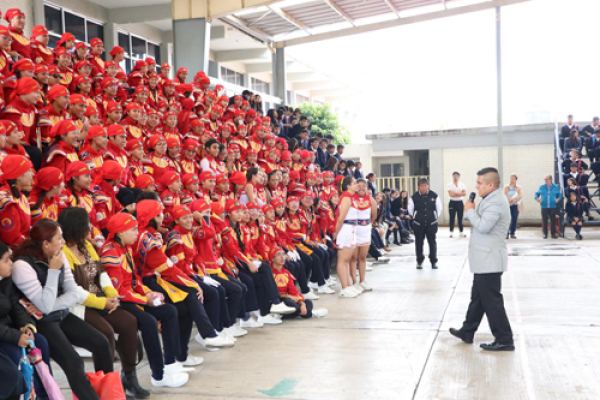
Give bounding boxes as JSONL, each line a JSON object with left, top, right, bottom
{"left": 0, "top": 184, "right": 30, "bottom": 246}
{"left": 100, "top": 240, "right": 149, "bottom": 305}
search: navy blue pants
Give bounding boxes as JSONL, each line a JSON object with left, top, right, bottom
{"left": 236, "top": 270, "right": 259, "bottom": 314}
{"left": 297, "top": 247, "right": 326, "bottom": 286}
{"left": 120, "top": 301, "right": 180, "bottom": 381}
{"left": 210, "top": 273, "right": 246, "bottom": 325}
{"left": 285, "top": 260, "right": 309, "bottom": 293}
{"left": 192, "top": 276, "right": 229, "bottom": 331}
{"left": 281, "top": 297, "right": 313, "bottom": 319}
{"left": 509, "top": 204, "right": 519, "bottom": 235}
{"left": 0, "top": 349, "right": 25, "bottom": 400}
{"left": 0, "top": 333, "right": 50, "bottom": 400}
{"left": 239, "top": 262, "right": 282, "bottom": 316}
{"left": 143, "top": 276, "right": 217, "bottom": 359}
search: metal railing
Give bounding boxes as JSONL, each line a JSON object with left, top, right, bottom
{"left": 375, "top": 175, "right": 429, "bottom": 194}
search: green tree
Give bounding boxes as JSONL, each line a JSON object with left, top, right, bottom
{"left": 298, "top": 102, "right": 351, "bottom": 144}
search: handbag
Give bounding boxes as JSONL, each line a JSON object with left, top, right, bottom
{"left": 73, "top": 371, "right": 126, "bottom": 400}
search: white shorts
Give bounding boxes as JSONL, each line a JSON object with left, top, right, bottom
{"left": 355, "top": 226, "right": 371, "bottom": 247}
{"left": 336, "top": 224, "right": 357, "bottom": 249}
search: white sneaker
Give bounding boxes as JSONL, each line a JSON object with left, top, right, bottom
{"left": 460, "top": 233, "right": 467, "bottom": 238}
{"left": 317, "top": 285, "right": 335, "bottom": 294}
{"left": 164, "top": 362, "right": 195, "bottom": 373}
{"left": 257, "top": 314, "right": 283, "bottom": 325}
{"left": 270, "top": 302, "right": 296, "bottom": 315}
{"left": 359, "top": 281, "right": 373, "bottom": 292}
{"left": 204, "top": 335, "right": 235, "bottom": 347}
{"left": 312, "top": 308, "right": 328, "bottom": 318}
{"left": 151, "top": 372, "right": 189, "bottom": 388}
{"left": 366, "top": 265, "right": 373, "bottom": 271}
{"left": 194, "top": 333, "right": 220, "bottom": 352}
{"left": 239, "top": 318, "right": 264, "bottom": 328}
{"left": 220, "top": 330, "right": 237, "bottom": 342}
{"left": 180, "top": 355, "right": 204, "bottom": 366}
{"left": 303, "top": 291, "right": 320, "bottom": 300}
{"left": 366, "top": 257, "right": 376, "bottom": 262}
{"left": 353, "top": 282, "right": 365, "bottom": 294}
{"left": 227, "top": 324, "right": 248, "bottom": 337}
{"left": 339, "top": 287, "right": 359, "bottom": 298}
{"left": 325, "top": 278, "right": 337, "bottom": 287}
{"left": 449, "top": 233, "right": 453, "bottom": 238}
{"left": 328, "top": 276, "right": 338, "bottom": 282}
{"left": 375, "top": 257, "right": 390, "bottom": 263}
{"left": 307, "top": 282, "right": 319, "bottom": 290}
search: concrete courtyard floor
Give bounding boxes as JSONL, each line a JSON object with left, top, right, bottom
{"left": 54, "top": 227, "right": 600, "bottom": 399}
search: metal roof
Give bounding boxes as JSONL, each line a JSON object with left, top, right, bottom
{"left": 219, "top": 0, "right": 530, "bottom": 48}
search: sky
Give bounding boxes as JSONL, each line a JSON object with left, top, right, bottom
{"left": 286, "top": 0, "right": 598, "bottom": 141}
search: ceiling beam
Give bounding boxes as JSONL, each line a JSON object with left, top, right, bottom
{"left": 220, "top": 15, "right": 272, "bottom": 43}
{"left": 214, "top": 48, "right": 272, "bottom": 62}
{"left": 274, "top": 0, "right": 531, "bottom": 48}
{"left": 322, "top": 0, "right": 355, "bottom": 26}
{"left": 108, "top": 4, "right": 170, "bottom": 24}
{"left": 268, "top": 6, "right": 313, "bottom": 35}
{"left": 248, "top": 10, "right": 272, "bottom": 26}
{"left": 382, "top": 0, "right": 401, "bottom": 18}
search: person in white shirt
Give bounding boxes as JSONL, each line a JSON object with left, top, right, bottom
{"left": 447, "top": 172, "right": 467, "bottom": 238}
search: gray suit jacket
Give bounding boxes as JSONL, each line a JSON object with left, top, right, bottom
{"left": 465, "top": 188, "right": 511, "bottom": 274}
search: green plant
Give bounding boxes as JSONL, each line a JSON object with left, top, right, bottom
{"left": 298, "top": 102, "right": 351, "bottom": 144}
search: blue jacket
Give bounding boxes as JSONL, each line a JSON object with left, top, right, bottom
{"left": 534, "top": 183, "right": 562, "bottom": 208}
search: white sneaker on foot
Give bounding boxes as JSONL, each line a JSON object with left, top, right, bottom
{"left": 366, "top": 265, "right": 373, "bottom": 271}
{"left": 307, "top": 282, "right": 319, "bottom": 290}
{"left": 312, "top": 308, "right": 328, "bottom": 318}
{"left": 449, "top": 233, "right": 453, "bottom": 238}
{"left": 374, "top": 257, "right": 390, "bottom": 263}
{"left": 366, "top": 257, "right": 376, "bottom": 262}
{"left": 325, "top": 278, "right": 337, "bottom": 287}
{"left": 228, "top": 325, "right": 248, "bottom": 337}
{"left": 164, "top": 362, "right": 195, "bottom": 373}
{"left": 257, "top": 314, "right": 283, "bottom": 324}
{"left": 359, "top": 281, "right": 373, "bottom": 291}
{"left": 460, "top": 233, "right": 467, "bottom": 238}
{"left": 317, "top": 285, "right": 335, "bottom": 294}
{"left": 221, "top": 330, "right": 237, "bottom": 342}
{"left": 239, "top": 318, "right": 264, "bottom": 328}
{"left": 151, "top": 372, "right": 188, "bottom": 388}
{"left": 194, "top": 333, "right": 220, "bottom": 352}
{"left": 180, "top": 355, "right": 204, "bottom": 366}
{"left": 204, "top": 335, "right": 235, "bottom": 347}
{"left": 270, "top": 302, "right": 296, "bottom": 315}
{"left": 353, "top": 282, "right": 365, "bottom": 294}
{"left": 303, "top": 291, "right": 320, "bottom": 300}
{"left": 339, "top": 287, "right": 359, "bottom": 298}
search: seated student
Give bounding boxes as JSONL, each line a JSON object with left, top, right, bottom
{"left": 565, "top": 192, "right": 584, "bottom": 240}
{"left": 269, "top": 248, "right": 328, "bottom": 319}
{"left": 58, "top": 207, "right": 149, "bottom": 398}
{"left": 12, "top": 219, "right": 113, "bottom": 400}
{"left": 0, "top": 241, "right": 52, "bottom": 400}
{"left": 29, "top": 167, "right": 65, "bottom": 223}
{"left": 562, "top": 149, "right": 588, "bottom": 175}
{"left": 585, "top": 130, "right": 600, "bottom": 162}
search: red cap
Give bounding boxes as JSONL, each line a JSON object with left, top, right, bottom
{"left": 136, "top": 200, "right": 163, "bottom": 228}
{"left": 109, "top": 46, "right": 124, "bottom": 57}
{"left": 161, "top": 171, "right": 180, "bottom": 187}
{"left": 215, "top": 174, "right": 228, "bottom": 185}
{"left": 192, "top": 199, "right": 210, "bottom": 213}
{"left": 145, "top": 57, "right": 156, "bottom": 65}
{"left": 13, "top": 59, "right": 35, "bottom": 72}
{"left": 125, "top": 102, "right": 141, "bottom": 113}
{"left": 210, "top": 202, "right": 224, "bottom": 216}
{"left": 135, "top": 174, "right": 155, "bottom": 189}
{"left": 35, "top": 167, "right": 63, "bottom": 190}
{"left": 47, "top": 84, "right": 69, "bottom": 102}
{"left": 199, "top": 170, "right": 216, "bottom": 182}
{"left": 84, "top": 105, "right": 98, "bottom": 117}
{"left": 100, "top": 160, "right": 123, "bottom": 180}
{"left": 106, "top": 101, "right": 122, "bottom": 114}
{"left": 226, "top": 199, "right": 244, "bottom": 213}
{"left": 183, "top": 138, "right": 199, "bottom": 151}
{"left": 107, "top": 124, "right": 127, "bottom": 137}
{"left": 4, "top": 9, "right": 24, "bottom": 22}
{"left": 90, "top": 38, "right": 103, "bottom": 47}
{"left": 49, "top": 120, "right": 77, "bottom": 138}
{"left": 287, "top": 196, "right": 299, "bottom": 204}
{"left": 74, "top": 60, "right": 91, "bottom": 70}
{"left": 190, "top": 119, "right": 204, "bottom": 128}
{"left": 107, "top": 213, "right": 138, "bottom": 237}
{"left": 66, "top": 161, "right": 91, "bottom": 180}
{"left": 75, "top": 42, "right": 88, "bottom": 50}
{"left": 86, "top": 125, "right": 107, "bottom": 140}
{"left": 230, "top": 171, "right": 246, "bottom": 185}
{"left": 126, "top": 139, "right": 144, "bottom": 152}
{"left": 69, "top": 94, "right": 86, "bottom": 105}
{"left": 74, "top": 75, "right": 91, "bottom": 87}
{"left": 102, "top": 77, "right": 119, "bottom": 88}
{"left": 182, "top": 173, "right": 199, "bottom": 187}
{"left": 172, "top": 205, "right": 192, "bottom": 221}
{"left": 166, "top": 136, "right": 180, "bottom": 149}
{"left": 31, "top": 25, "right": 48, "bottom": 37}
{"left": 0, "top": 155, "right": 32, "bottom": 180}
{"left": 134, "top": 85, "right": 149, "bottom": 94}
{"left": 177, "top": 67, "right": 188, "bottom": 76}
{"left": 147, "top": 135, "right": 166, "bottom": 149}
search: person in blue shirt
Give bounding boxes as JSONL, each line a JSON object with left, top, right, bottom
{"left": 534, "top": 175, "right": 563, "bottom": 239}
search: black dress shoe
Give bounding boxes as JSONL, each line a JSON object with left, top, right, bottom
{"left": 552, "top": 234, "right": 558, "bottom": 239}
{"left": 480, "top": 341, "right": 515, "bottom": 351}
{"left": 449, "top": 328, "right": 473, "bottom": 344}
{"left": 543, "top": 234, "right": 548, "bottom": 239}
{"left": 416, "top": 264, "right": 423, "bottom": 269}
{"left": 431, "top": 263, "right": 438, "bottom": 269}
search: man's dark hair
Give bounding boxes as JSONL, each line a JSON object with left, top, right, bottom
{"left": 337, "top": 144, "right": 345, "bottom": 150}
{"left": 418, "top": 178, "right": 429, "bottom": 186}
{"left": 477, "top": 167, "right": 500, "bottom": 188}
{"left": 452, "top": 171, "right": 460, "bottom": 176}
{"left": 325, "top": 134, "right": 334, "bottom": 140}
{"left": 594, "top": 116, "right": 599, "bottom": 122}
{"left": 366, "top": 173, "right": 375, "bottom": 179}
{"left": 327, "top": 144, "right": 335, "bottom": 150}
{"left": 308, "top": 137, "right": 318, "bottom": 145}
{"left": 347, "top": 160, "right": 355, "bottom": 167}
{"left": 314, "top": 131, "right": 324, "bottom": 139}
{"left": 300, "top": 115, "right": 309, "bottom": 121}
{"left": 383, "top": 188, "right": 391, "bottom": 193}
{"left": 567, "top": 114, "right": 573, "bottom": 118}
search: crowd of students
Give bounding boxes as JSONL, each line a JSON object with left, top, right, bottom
{"left": 0, "top": 8, "right": 401, "bottom": 400}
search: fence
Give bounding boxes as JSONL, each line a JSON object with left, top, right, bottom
{"left": 375, "top": 175, "right": 429, "bottom": 194}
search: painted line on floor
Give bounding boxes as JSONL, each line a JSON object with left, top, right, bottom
{"left": 258, "top": 378, "right": 299, "bottom": 397}
{"left": 508, "top": 271, "right": 537, "bottom": 400}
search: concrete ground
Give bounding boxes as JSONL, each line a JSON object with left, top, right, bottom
{"left": 53, "top": 227, "right": 600, "bottom": 399}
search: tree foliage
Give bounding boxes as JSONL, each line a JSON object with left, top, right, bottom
{"left": 298, "top": 102, "right": 351, "bottom": 144}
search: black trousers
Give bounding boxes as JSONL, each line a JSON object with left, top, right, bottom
{"left": 239, "top": 262, "right": 282, "bottom": 316}
{"left": 541, "top": 208, "right": 558, "bottom": 235}
{"left": 0, "top": 349, "right": 25, "bottom": 400}
{"left": 0, "top": 333, "right": 50, "bottom": 399}
{"left": 285, "top": 260, "right": 310, "bottom": 293}
{"left": 461, "top": 273, "right": 513, "bottom": 344}
{"left": 307, "top": 245, "right": 331, "bottom": 282}
{"left": 120, "top": 301, "right": 180, "bottom": 381}
{"left": 210, "top": 273, "right": 246, "bottom": 326}
{"left": 281, "top": 297, "right": 313, "bottom": 319}
{"left": 413, "top": 223, "right": 438, "bottom": 264}
{"left": 36, "top": 313, "right": 113, "bottom": 400}
{"left": 192, "top": 276, "right": 228, "bottom": 331}
{"left": 448, "top": 200, "right": 464, "bottom": 232}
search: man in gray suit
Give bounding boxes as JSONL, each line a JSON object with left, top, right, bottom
{"left": 449, "top": 167, "right": 514, "bottom": 351}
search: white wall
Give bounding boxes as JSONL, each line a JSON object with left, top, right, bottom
{"left": 439, "top": 144, "right": 554, "bottom": 224}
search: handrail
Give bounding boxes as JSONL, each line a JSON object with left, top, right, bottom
{"left": 375, "top": 175, "right": 429, "bottom": 195}
{"left": 554, "top": 120, "right": 566, "bottom": 235}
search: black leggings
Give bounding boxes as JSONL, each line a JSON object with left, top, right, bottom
{"left": 285, "top": 259, "right": 309, "bottom": 293}
{"left": 281, "top": 297, "right": 313, "bottom": 319}
{"left": 449, "top": 200, "right": 464, "bottom": 233}
{"left": 193, "top": 276, "right": 229, "bottom": 331}
{"left": 297, "top": 247, "right": 325, "bottom": 286}
{"left": 120, "top": 301, "right": 180, "bottom": 381}
{"left": 143, "top": 276, "right": 217, "bottom": 358}
{"left": 211, "top": 273, "right": 246, "bottom": 325}
{"left": 239, "top": 262, "right": 282, "bottom": 316}
{"left": 36, "top": 313, "right": 113, "bottom": 400}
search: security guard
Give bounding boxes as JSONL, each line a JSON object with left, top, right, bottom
{"left": 408, "top": 178, "right": 442, "bottom": 269}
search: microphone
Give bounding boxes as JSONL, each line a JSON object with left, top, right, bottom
{"left": 469, "top": 192, "right": 476, "bottom": 203}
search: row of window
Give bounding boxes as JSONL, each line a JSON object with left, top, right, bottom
{"left": 44, "top": 3, "right": 161, "bottom": 73}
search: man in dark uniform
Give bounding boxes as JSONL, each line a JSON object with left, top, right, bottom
{"left": 408, "top": 178, "right": 442, "bottom": 269}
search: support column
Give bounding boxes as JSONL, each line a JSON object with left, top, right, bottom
{"left": 173, "top": 18, "right": 210, "bottom": 74}
{"left": 104, "top": 22, "right": 118, "bottom": 59}
{"left": 32, "top": 0, "right": 45, "bottom": 28}
{"left": 272, "top": 47, "right": 287, "bottom": 105}
{"left": 496, "top": 6, "right": 504, "bottom": 184}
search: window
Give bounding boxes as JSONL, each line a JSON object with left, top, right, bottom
{"left": 251, "top": 77, "right": 270, "bottom": 94}
{"left": 117, "top": 31, "right": 161, "bottom": 74}
{"left": 221, "top": 67, "right": 244, "bottom": 86}
{"left": 380, "top": 163, "right": 404, "bottom": 177}
{"left": 208, "top": 61, "right": 218, "bottom": 78}
{"left": 287, "top": 90, "right": 293, "bottom": 105}
{"left": 297, "top": 94, "right": 310, "bottom": 104}
{"left": 44, "top": 4, "right": 104, "bottom": 53}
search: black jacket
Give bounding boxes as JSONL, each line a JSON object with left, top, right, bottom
{"left": 0, "top": 277, "right": 34, "bottom": 346}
